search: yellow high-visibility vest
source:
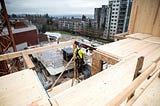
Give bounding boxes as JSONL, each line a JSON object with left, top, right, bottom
{"left": 74, "top": 48, "right": 86, "bottom": 59}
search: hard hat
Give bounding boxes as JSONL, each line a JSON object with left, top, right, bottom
{"left": 78, "top": 43, "right": 83, "bottom": 47}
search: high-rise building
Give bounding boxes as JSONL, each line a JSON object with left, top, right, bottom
{"left": 94, "top": 5, "right": 109, "bottom": 30}
{"left": 100, "top": 5, "right": 109, "bottom": 30}
{"left": 103, "top": 0, "right": 132, "bottom": 39}
{"left": 94, "top": 8, "right": 102, "bottom": 29}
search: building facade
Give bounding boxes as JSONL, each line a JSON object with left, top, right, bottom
{"left": 103, "top": 0, "right": 132, "bottom": 39}
{"left": 94, "top": 5, "right": 109, "bottom": 30}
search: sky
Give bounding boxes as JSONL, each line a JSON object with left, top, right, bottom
{"left": 5, "top": 0, "right": 108, "bottom": 15}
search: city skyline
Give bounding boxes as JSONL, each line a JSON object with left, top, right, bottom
{"left": 6, "top": 0, "right": 108, "bottom": 15}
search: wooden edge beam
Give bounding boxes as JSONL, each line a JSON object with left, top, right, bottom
{"left": 22, "top": 53, "right": 35, "bottom": 69}
{"left": 91, "top": 50, "right": 119, "bottom": 75}
{"left": 127, "top": 56, "right": 144, "bottom": 101}
{"left": 74, "top": 40, "right": 97, "bottom": 50}
{"left": 106, "top": 62, "right": 157, "bottom": 106}
{"left": 0, "top": 40, "right": 75, "bottom": 61}
{"left": 94, "top": 50, "right": 120, "bottom": 64}
{"left": 114, "top": 32, "right": 128, "bottom": 40}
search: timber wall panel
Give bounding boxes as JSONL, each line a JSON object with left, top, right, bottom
{"left": 128, "top": 0, "right": 160, "bottom": 37}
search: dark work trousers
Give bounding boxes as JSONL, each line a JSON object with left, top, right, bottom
{"left": 75, "top": 58, "right": 84, "bottom": 73}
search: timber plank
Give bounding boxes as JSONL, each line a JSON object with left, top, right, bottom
{"left": 22, "top": 53, "right": 35, "bottom": 69}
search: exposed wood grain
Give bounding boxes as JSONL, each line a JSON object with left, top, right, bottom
{"left": 0, "top": 40, "right": 74, "bottom": 61}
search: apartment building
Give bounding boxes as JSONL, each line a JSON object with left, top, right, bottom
{"left": 103, "top": 0, "right": 132, "bottom": 39}
{"left": 94, "top": 5, "right": 109, "bottom": 30}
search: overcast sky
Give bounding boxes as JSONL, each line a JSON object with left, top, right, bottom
{"left": 5, "top": 0, "right": 108, "bottom": 15}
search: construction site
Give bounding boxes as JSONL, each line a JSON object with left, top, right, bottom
{"left": 0, "top": 0, "right": 160, "bottom": 106}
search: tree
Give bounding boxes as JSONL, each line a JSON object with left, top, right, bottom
{"left": 82, "top": 15, "right": 86, "bottom": 21}
{"left": 71, "top": 16, "right": 74, "bottom": 19}
{"left": 44, "top": 13, "right": 49, "bottom": 18}
{"left": 41, "top": 24, "right": 47, "bottom": 33}
{"left": 12, "top": 14, "right": 17, "bottom": 18}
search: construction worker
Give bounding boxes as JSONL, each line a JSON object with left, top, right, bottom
{"left": 74, "top": 43, "right": 86, "bottom": 73}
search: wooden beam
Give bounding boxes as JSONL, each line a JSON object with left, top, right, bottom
{"left": 128, "top": 0, "right": 138, "bottom": 34}
{"left": 73, "top": 43, "right": 78, "bottom": 79}
{"left": 75, "top": 40, "right": 96, "bottom": 50}
{"left": 0, "top": 40, "right": 74, "bottom": 61}
{"left": 48, "top": 56, "right": 74, "bottom": 91}
{"left": 114, "top": 32, "right": 128, "bottom": 40}
{"left": 93, "top": 50, "right": 119, "bottom": 64}
{"left": 106, "top": 62, "right": 157, "bottom": 106}
{"left": 133, "top": 56, "right": 144, "bottom": 79}
{"left": 127, "top": 56, "right": 144, "bottom": 100}
{"left": 22, "top": 53, "right": 35, "bottom": 69}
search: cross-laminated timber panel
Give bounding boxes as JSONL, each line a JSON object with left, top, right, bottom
{"left": 34, "top": 38, "right": 160, "bottom": 106}
{"left": 46, "top": 56, "right": 140, "bottom": 106}
{"left": 128, "top": 0, "right": 160, "bottom": 37}
{"left": 0, "top": 69, "right": 49, "bottom": 106}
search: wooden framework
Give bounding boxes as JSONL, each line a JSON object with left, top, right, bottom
{"left": 91, "top": 50, "right": 119, "bottom": 75}
{"left": 0, "top": 0, "right": 21, "bottom": 75}
{"left": 0, "top": 40, "right": 160, "bottom": 106}
{"left": 0, "top": 0, "right": 160, "bottom": 105}
{"left": 0, "top": 40, "right": 74, "bottom": 61}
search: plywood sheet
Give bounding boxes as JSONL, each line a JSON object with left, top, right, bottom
{"left": 0, "top": 69, "right": 48, "bottom": 106}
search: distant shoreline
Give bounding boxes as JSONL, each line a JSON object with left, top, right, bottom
{"left": 10, "top": 13, "right": 94, "bottom": 19}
